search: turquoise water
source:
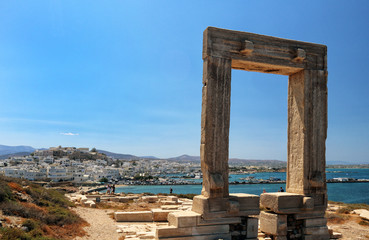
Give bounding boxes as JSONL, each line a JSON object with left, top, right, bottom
{"left": 114, "top": 169, "right": 369, "bottom": 204}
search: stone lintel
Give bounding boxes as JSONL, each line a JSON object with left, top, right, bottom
{"left": 203, "top": 27, "right": 327, "bottom": 75}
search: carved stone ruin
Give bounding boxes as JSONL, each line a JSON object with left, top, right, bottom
{"left": 155, "top": 27, "right": 328, "bottom": 240}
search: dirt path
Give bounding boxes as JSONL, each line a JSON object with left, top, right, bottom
{"left": 73, "top": 207, "right": 121, "bottom": 240}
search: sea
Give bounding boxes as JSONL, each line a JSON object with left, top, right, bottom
{"left": 113, "top": 168, "right": 369, "bottom": 204}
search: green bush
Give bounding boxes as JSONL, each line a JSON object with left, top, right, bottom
{"left": 0, "top": 227, "right": 57, "bottom": 240}
{"left": 22, "top": 219, "right": 39, "bottom": 232}
{"left": 0, "top": 181, "right": 13, "bottom": 202}
{"left": 45, "top": 206, "right": 80, "bottom": 226}
{"left": 0, "top": 227, "right": 31, "bottom": 240}
{"left": 0, "top": 201, "right": 46, "bottom": 220}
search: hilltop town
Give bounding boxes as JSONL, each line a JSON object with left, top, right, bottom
{"left": 0, "top": 146, "right": 287, "bottom": 185}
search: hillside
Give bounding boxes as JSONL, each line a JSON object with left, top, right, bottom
{"left": 0, "top": 176, "right": 87, "bottom": 239}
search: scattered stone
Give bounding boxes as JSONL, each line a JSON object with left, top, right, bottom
{"left": 359, "top": 210, "right": 369, "bottom": 221}
{"left": 331, "top": 232, "right": 343, "bottom": 239}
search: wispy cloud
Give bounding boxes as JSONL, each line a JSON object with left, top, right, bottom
{"left": 60, "top": 132, "right": 79, "bottom": 136}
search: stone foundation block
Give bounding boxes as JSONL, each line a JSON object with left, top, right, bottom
{"left": 303, "top": 217, "right": 327, "bottom": 227}
{"left": 168, "top": 211, "right": 201, "bottom": 228}
{"left": 152, "top": 209, "right": 179, "bottom": 222}
{"left": 260, "top": 193, "right": 303, "bottom": 214}
{"left": 142, "top": 196, "right": 158, "bottom": 203}
{"left": 114, "top": 211, "right": 153, "bottom": 222}
{"left": 161, "top": 201, "right": 178, "bottom": 205}
{"left": 156, "top": 224, "right": 229, "bottom": 238}
{"left": 117, "top": 197, "right": 131, "bottom": 203}
{"left": 246, "top": 217, "right": 258, "bottom": 238}
{"left": 156, "top": 233, "right": 231, "bottom": 240}
{"left": 167, "top": 196, "right": 178, "bottom": 202}
{"left": 161, "top": 205, "right": 179, "bottom": 210}
{"left": 192, "top": 194, "right": 259, "bottom": 217}
{"left": 274, "top": 237, "right": 287, "bottom": 240}
{"left": 303, "top": 226, "right": 329, "bottom": 235}
{"left": 229, "top": 193, "right": 260, "bottom": 212}
{"left": 303, "top": 197, "right": 314, "bottom": 210}
{"left": 260, "top": 211, "right": 287, "bottom": 236}
{"left": 192, "top": 195, "right": 209, "bottom": 214}
{"left": 303, "top": 233, "right": 330, "bottom": 240}
{"left": 294, "top": 211, "right": 325, "bottom": 220}
{"left": 198, "top": 217, "right": 241, "bottom": 226}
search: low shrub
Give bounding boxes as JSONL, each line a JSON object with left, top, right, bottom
{"left": 0, "top": 226, "right": 57, "bottom": 240}
{"left": 326, "top": 212, "right": 349, "bottom": 224}
{"left": 0, "top": 181, "right": 13, "bottom": 202}
{"left": 45, "top": 206, "right": 80, "bottom": 226}
{"left": 0, "top": 227, "right": 31, "bottom": 240}
{"left": 22, "top": 219, "right": 39, "bottom": 232}
{"left": 359, "top": 220, "right": 369, "bottom": 226}
{"left": 0, "top": 201, "right": 46, "bottom": 220}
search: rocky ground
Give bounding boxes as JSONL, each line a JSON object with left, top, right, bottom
{"left": 69, "top": 192, "right": 369, "bottom": 240}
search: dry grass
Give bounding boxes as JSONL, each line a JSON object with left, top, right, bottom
{"left": 8, "top": 182, "right": 25, "bottom": 193}
{"left": 326, "top": 212, "right": 350, "bottom": 224}
{"left": 358, "top": 219, "right": 369, "bottom": 226}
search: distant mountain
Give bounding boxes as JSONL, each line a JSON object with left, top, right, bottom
{"left": 0, "top": 145, "right": 35, "bottom": 156}
{"left": 0, "top": 152, "right": 34, "bottom": 160}
{"left": 229, "top": 158, "right": 286, "bottom": 167}
{"left": 327, "top": 160, "right": 369, "bottom": 165}
{"left": 166, "top": 155, "right": 286, "bottom": 167}
{"left": 97, "top": 150, "right": 139, "bottom": 160}
{"left": 167, "top": 155, "right": 200, "bottom": 162}
{"left": 140, "top": 156, "right": 159, "bottom": 159}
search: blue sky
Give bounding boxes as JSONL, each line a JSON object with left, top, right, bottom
{"left": 1, "top": 1, "right": 368, "bottom": 162}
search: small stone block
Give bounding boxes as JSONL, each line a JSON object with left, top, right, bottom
{"left": 303, "top": 197, "right": 314, "bottom": 210}
{"left": 259, "top": 211, "right": 287, "bottom": 236}
{"left": 260, "top": 192, "right": 303, "bottom": 214}
{"left": 331, "top": 232, "right": 343, "bottom": 239}
{"left": 114, "top": 211, "right": 153, "bottom": 222}
{"left": 152, "top": 209, "right": 178, "bottom": 222}
{"left": 192, "top": 195, "right": 209, "bottom": 214}
{"left": 156, "top": 224, "right": 229, "bottom": 238}
{"left": 229, "top": 193, "right": 260, "bottom": 212}
{"left": 246, "top": 217, "right": 258, "bottom": 238}
{"left": 168, "top": 211, "right": 200, "bottom": 228}
{"left": 142, "top": 196, "right": 158, "bottom": 203}
{"left": 198, "top": 216, "right": 241, "bottom": 226}
{"left": 294, "top": 211, "right": 325, "bottom": 220}
{"left": 274, "top": 236, "right": 287, "bottom": 240}
{"left": 161, "top": 205, "right": 179, "bottom": 210}
{"left": 303, "top": 217, "right": 327, "bottom": 227}
{"left": 209, "top": 197, "right": 228, "bottom": 212}
{"left": 303, "top": 226, "right": 329, "bottom": 235}
{"left": 167, "top": 196, "right": 178, "bottom": 202}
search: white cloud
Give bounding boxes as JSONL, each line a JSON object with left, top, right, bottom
{"left": 60, "top": 132, "right": 79, "bottom": 136}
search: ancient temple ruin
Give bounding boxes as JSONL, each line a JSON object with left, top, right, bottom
{"left": 155, "top": 27, "right": 328, "bottom": 240}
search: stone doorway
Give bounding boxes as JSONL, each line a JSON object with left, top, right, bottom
{"left": 156, "top": 27, "right": 328, "bottom": 240}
